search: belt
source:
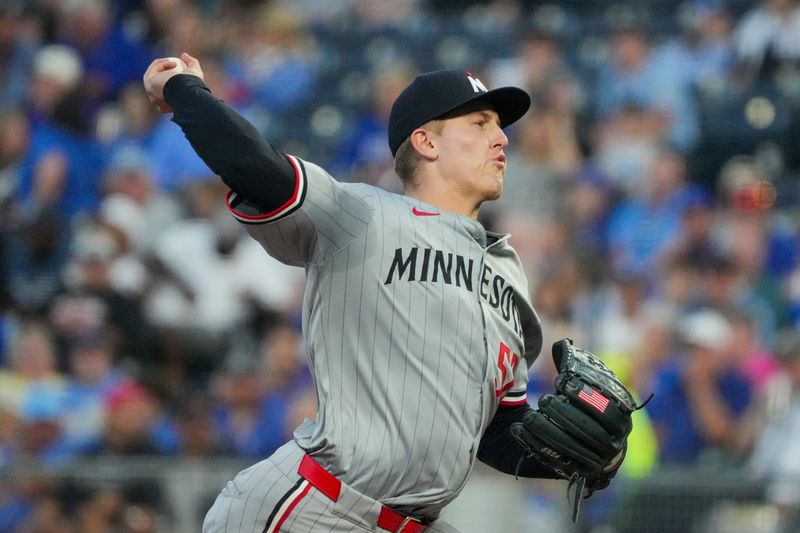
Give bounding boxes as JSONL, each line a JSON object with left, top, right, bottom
{"left": 298, "top": 454, "right": 428, "bottom": 533}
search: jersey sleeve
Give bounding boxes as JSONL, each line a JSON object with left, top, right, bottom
{"left": 165, "top": 75, "right": 298, "bottom": 212}
{"left": 499, "top": 361, "right": 530, "bottom": 407}
{"left": 227, "top": 156, "right": 373, "bottom": 266}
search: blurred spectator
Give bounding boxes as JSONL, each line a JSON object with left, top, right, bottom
{"left": 485, "top": 76, "right": 585, "bottom": 277}
{"left": 329, "top": 61, "right": 415, "bottom": 189}
{"left": 592, "top": 101, "right": 663, "bottom": 194}
{"left": 734, "top": 0, "right": 800, "bottom": 84}
{"left": 515, "top": 217, "right": 579, "bottom": 292}
{"left": 174, "top": 393, "right": 225, "bottom": 457}
{"left": 210, "top": 322, "right": 312, "bottom": 458}
{"left": 16, "top": 383, "right": 73, "bottom": 466}
{"left": 50, "top": 222, "right": 153, "bottom": 368}
{"left": 146, "top": 186, "right": 303, "bottom": 352}
{"left": 647, "top": 309, "right": 753, "bottom": 465}
{"left": 715, "top": 156, "right": 795, "bottom": 277}
{"left": 119, "top": 0, "right": 181, "bottom": 50}
{"left": 0, "top": 478, "right": 30, "bottom": 532}
{"left": 3, "top": 210, "right": 70, "bottom": 315}
{"left": 0, "top": 406, "right": 18, "bottom": 469}
{"left": 0, "top": 108, "right": 28, "bottom": 303}
{"left": 0, "top": 3, "right": 38, "bottom": 110}
{"left": 589, "top": 271, "right": 649, "bottom": 357}
{"left": 209, "top": 353, "right": 280, "bottom": 459}
{"left": 527, "top": 259, "right": 589, "bottom": 408}
{"left": 259, "top": 322, "right": 314, "bottom": 431}
{"left": 605, "top": 147, "right": 701, "bottom": 279}
{"left": 56, "top": 0, "right": 157, "bottom": 106}
{"left": 625, "top": 302, "right": 680, "bottom": 395}
{"left": 0, "top": 328, "right": 65, "bottom": 464}
{"left": 225, "top": 3, "right": 318, "bottom": 117}
{"left": 668, "top": 0, "right": 736, "bottom": 91}
{"left": 99, "top": 144, "right": 183, "bottom": 251}
{"left": 658, "top": 256, "right": 706, "bottom": 315}
{"left": 0, "top": 479, "right": 73, "bottom": 533}
{"left": 728, "top": 311, "right": 780, "bottom": 392}
{"left": 701, "top": 253, "right": 779, "bottom": 352}
{"left": 69, "top": 485, "right": 125, "bottom": 533}
{"left": 593, "top": 24, "right": 700, "bottom": 154}
{"left": 96, "top": 81, "right": 164, "bottom": 150}
{"left": 149, "top": 0, "right": 222, "bottom": 61}
{"left": 10, "top": 478, "right": 169, "bottom": 533}
{"left": 24, "top": 45, "right": 83, "bottom": 125}
{"left": 749, "top": 328, "right": 800, "bottom": 530}
{"left": 530, "top": 262, "right": 583, "bottom": 354}
{"left": 16, "top": 44, "right": 106, "bottom": 222}
{"left": 0, "top": 320, "right": 63, "bottom": 418}
{"left": 0, "top": 108, "right": 29, "bottom": 213}
{"left": 661, "top": 187, "right": 718, "bottom": 270}
{"left": 489, "top": 29, "right": 569, "bottom": 97}
{"left": 59, "top": 327, "right": 127, "bottom": 456}
{"left": 561, "top": 168, "right": 614, "bottom": 263}
{"left": 712, "top": 156, "right": 796, "bottom": 328}
{"left": 527, "top": 70, "right": 586, "bottom": 177}
{"left": 259, "top": 323, "right": 310, "bottom": 391}
{"left": 0, "top": 286, "right": 14, "bottom": 366}
{"left": 495, "top": 69, "right": 584, "bottom": 220}
{"left": 97, "top": 381, "right": 178, "bottom": 456}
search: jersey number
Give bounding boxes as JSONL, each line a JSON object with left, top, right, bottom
{"left": 495, "top": 342, "right": 519, "bottom": 397}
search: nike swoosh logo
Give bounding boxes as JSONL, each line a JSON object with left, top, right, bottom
{"left": 412, "top": 206, "right": 440, "bottom": 217}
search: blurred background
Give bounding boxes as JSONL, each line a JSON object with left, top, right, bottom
{"left": 1, "top": 0, "right": 800, "bottom": 531}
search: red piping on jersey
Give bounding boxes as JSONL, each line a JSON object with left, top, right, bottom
{"left": 499, "top": 396, "right": 528, "bottom": 406}
{"left": 226, "top": 154, "right": 304, "bottom": 220}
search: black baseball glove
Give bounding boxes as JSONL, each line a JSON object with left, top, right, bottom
{"left": 510, "top": 338, "right": 646, "bottom": 521}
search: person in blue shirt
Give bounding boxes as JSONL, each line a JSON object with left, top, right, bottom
{"left": 647, "top": 309, "right": 753, "bottom": 464}
{"left": 606, "top": 147, "right": 708, "bottom": 280}
{"left": 16, "top": 45, "right": 105, "bottom": 222}
{"left": 55, "top": 0, "right": 157, "bottom": 106}
{"left": 211, "top": 323, "right": 313, "bottom": 459}
{"left": 593, "top": 24, "right": 700, "bottom": 153}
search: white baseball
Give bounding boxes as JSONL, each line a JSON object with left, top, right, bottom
{"left": 165, "top": 57, "right": 186, "bottom": 73}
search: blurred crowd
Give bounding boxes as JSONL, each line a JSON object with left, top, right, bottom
{"left": 2, "top": 0, "right": 800, "bottom": 531}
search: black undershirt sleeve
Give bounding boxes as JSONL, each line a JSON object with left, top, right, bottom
{"left": 477, "top": 404, "right": 560, "bottom": 479}
{"left": 162, "top": 74, "right": 295, "bottom": 212}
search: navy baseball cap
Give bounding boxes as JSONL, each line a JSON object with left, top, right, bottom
{"left": 388, "top": 69, "right": 531, "bottom": 157}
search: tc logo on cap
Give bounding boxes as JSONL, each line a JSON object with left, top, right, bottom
{"left": 387, "top": 69, "right": 530, "bottom": 156}
{"left": 467, "top": 72, "right": 488, "bottom": 93}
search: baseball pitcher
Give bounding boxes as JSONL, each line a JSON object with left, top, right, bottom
{"left": 143, "top": 53, "right": 639, "bottom": 532}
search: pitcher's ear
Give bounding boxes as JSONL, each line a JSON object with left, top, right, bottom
{"left": 409, "top": 127, "right": 438, "bottom": 161}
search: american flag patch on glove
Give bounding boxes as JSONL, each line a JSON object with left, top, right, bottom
{"left": 578, "top": 385, "right": 609, "bottom": 413}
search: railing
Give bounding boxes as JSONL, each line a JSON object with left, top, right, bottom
{"left": 4, "top": 459, "right": 797, "bottom": 533}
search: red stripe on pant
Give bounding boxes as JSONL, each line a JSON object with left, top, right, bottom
{"left": 264, "top": 481, "right": 312, "bottom": 533}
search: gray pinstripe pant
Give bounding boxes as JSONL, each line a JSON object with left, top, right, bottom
{"left": 202, "top": 440, "right": 461, "bottom": 533}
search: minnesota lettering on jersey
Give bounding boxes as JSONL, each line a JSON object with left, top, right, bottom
{"left": 384, "top": 247, "right": 523, "bottom": 336}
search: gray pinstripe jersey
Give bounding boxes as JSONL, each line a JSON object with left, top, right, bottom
{"left": 227, "top": 155, "right": 543, "bottom": 518}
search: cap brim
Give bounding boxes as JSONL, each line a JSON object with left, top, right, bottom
{"left": 475, "top": 87, "right": 531, "bottom": 129}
